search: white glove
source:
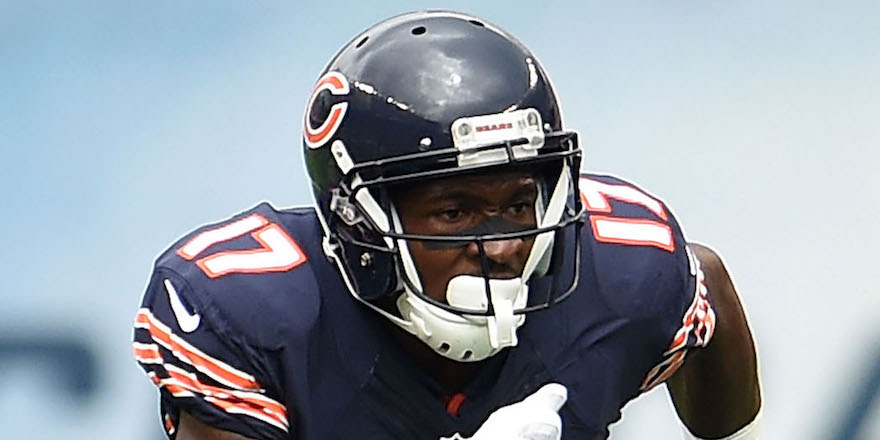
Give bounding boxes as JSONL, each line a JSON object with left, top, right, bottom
{"left": 442, "top": 383, "right": 568, "bottom": 440}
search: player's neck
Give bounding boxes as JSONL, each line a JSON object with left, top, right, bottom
{"left": 387, "top": 322, "right": 481, "bottom": 393}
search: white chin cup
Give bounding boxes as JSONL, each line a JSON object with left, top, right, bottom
{"left": 396, "top": 275, "right": 528, "bottom": 362}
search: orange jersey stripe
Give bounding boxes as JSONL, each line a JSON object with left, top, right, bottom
{"left": 641, "top": 262, "right": 716, "bottom": 391}
{"left": 664, "top": 264, "right": 714, "bottom": 355}
{"left": 164, "top": 414, "right": 176, "bottom": 436}
{"left": 165, "top": 365, "right": 287, "bottom": 420}
{"left": 206, "top": 396, "right": 289, "bottom": 432}
{"left": 135, "top": 309, "right": 262, "bottom": 391}
{"left": 133, "top": 342, "right": 163, "bottom": 364}
{"left": 640, "top": 350, "right": 687, "bottom": 391}
{"left": 151, "top": 369, "right": 288, "bottom": 432}
{"left": 147, "top": 372, "right": 195, "bottom": 398}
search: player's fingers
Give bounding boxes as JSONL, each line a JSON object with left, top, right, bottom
{"left": 517, "top": 423, "right": 560, "bottom": 440}
{"left": 517, "top": 411, "right": 562, "bottom": 440}
{"left": 523, "top": 383, "right": 568, "bottom": 412}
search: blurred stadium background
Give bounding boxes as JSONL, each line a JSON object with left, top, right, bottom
{"left": 1, "top": 1, "right": 878, "bottom": 438}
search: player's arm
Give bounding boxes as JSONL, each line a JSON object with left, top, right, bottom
{"left": 132, "top": 270, "right": 291, "bottom": 440}
{"left": 666, "top": 243, "right": 761, "bottom": 438}
{"left": 176, "top": 411, "right": 259, "bottom": 440}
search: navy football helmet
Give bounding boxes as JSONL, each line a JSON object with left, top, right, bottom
{"left": 303, "top": 11, "right": 585, "bottom": 361}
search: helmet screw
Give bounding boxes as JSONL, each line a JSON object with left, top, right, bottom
{"left": 527, "top": 111, "right": 539, "bottom": 126}
{"left": 359, "top": 252, "right": 374, "bottom": 267}
{"left": 341, "top": 206, "right": 357, "bottom": 222}
{"left": 458, "top": 123, "right": 471, "bottom": 136}
{"left": 419, "top": 137, "right": 432, "bottom": 150}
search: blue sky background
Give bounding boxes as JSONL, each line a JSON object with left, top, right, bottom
{"left": 1, "top": 1, "right": 878, "bottom": 438}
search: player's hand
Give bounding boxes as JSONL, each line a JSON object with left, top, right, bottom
{"left": 442, "top": 383, "right": 568, "bottom": 440}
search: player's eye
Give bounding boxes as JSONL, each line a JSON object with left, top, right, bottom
{"left": 505, "top": 201, "right": 536, "bottom": 222}
{"left": 439, "top": 208, "right": 464, "bottom": 222}
{"left": 507, "top": 202, "right": 530, "bottom": 216}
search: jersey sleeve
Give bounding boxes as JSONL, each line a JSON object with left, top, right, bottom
{"left": 132, "top": 269, "right": 290, "bottom": 440}
{"left": 638, "top": 244, "right": 715, "bottom": 391}
{"left": 578, "top": 173, "right": 716, "bottom": 393}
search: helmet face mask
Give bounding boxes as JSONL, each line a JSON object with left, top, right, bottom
{"left": 304, "top": 11, "right": 586, "bottom": 361}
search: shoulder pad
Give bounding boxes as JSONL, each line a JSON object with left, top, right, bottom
{"left": 577, "top": 173, "right": 714, "bottom": 390}
{"left": 152, "top": 202, "right": 326, "bottom": 348}
{"left": 578, "top": 172, "right": 693, "bottom": 317}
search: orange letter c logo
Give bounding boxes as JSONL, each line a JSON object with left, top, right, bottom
{"left": 304, "top": 71, "right": 350, "bottom": 149}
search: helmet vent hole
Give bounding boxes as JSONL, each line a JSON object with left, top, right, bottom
{"left": 438, "top": 343, "right": 450, "bottom": 353}
{"left": 468, "top": 20, "right": 484, "bottom": 27}
{"left": 356, "top": 36, "right": 369, "bottom": 48}
{"left": 462, "top": 350, "right": 473, "bottom": 360}
{"left": 411, "top": 26, "right": 426, "bottom": 36}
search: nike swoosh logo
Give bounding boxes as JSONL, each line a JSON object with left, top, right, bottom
{"left": 164, "top": 279, "right": 200, "bottom": 333}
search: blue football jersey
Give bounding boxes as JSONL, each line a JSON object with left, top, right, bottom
{"left": 132, "top": 173, "right": 714, "bottom": 439}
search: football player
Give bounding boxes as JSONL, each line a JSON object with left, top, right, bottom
{"left": 133, "top": 11, "right": 762, "bottom": 440}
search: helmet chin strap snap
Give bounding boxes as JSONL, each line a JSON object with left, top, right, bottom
{"left": 446, "top": 276, "right": 527, "bottom": 349}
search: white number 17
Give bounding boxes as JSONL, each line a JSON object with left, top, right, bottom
{"left": 579, "top": 178, "right": 675, "bottom": 252}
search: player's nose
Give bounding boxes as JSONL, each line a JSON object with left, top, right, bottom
{"left": 472, "top": 238, "right": 526, "bottom": 277}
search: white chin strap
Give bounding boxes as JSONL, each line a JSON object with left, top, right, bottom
{"left": 397, "top": 277, "right": 528, "bottom": 362}
{"left": 391, "top": 162, "right": 572, "bottom": 363}
{"left": 447, "top": 276, "right": 527, "bottom": 349}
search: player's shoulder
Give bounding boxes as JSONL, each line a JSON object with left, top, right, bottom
{"left": 577, "top": 172, "right": 695, "bottom": 318}
{"left": 147, "top": 202, "right": 330, "bottom": 347}
{"left": 578, "top": 172, "right": 676, "bottom": 223}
